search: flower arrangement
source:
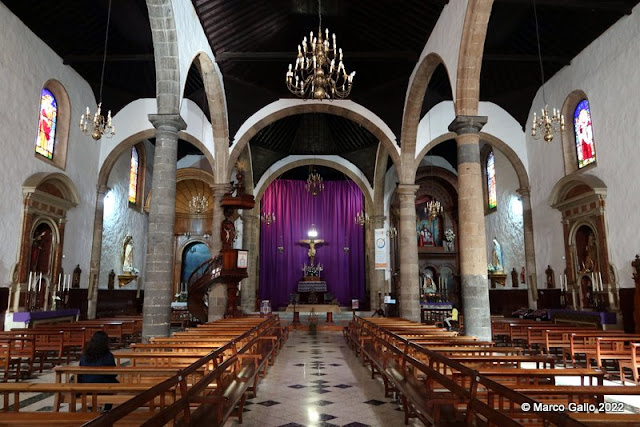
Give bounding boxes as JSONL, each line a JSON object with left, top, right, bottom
{"left": 444, "top": 229, "right": 456, "bottom": 242}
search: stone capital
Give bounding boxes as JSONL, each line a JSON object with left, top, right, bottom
{"left": 396, "top": 184, "right": 420, "bottom": 196}
{"left": 371, "top": 215, "right": 386, "bottom": 227}
{"left": 148, "top": 114, "right": 187, "bottom": 132}
{"left": 448, "top": 115, "right": 488, "bottom": 135}
{"left": 516, "top": 187, "right": 531, "bottom": 198}
{"left": 211, "top": 183, "right": 232, "bottom": 195}
{"left": 97, "top": 185, "right": 110, "bottom": 196}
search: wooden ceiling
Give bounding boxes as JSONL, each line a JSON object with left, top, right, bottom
{"left": 3, "top": 0, "right": 638, "bottom": 180}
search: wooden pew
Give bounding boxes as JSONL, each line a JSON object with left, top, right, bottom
{"left": 563, "top": 333, "right": 640, "bottom": 367}
{"left": 584, "top": 336, "right": 640, "bottom": 370}
{"left": 83, "top": 317, "right": 282, "bottom": 427}
{"left": 619, "top": 342, "right": 640, "bottom": 384}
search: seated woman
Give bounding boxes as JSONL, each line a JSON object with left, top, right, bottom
{"left": 78, "top": 331, "right": 118, "bottom": 410}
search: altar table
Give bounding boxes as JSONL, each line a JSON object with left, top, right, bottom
{"left": 4, "top": 309, "right": 80, "bottom": 330}
{"left": 286, "top": 304, "right": 340, "bottom": 324}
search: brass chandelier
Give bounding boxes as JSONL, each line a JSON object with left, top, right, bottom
{"left": 285, "top": 0, "right": 355, "bottom": 100}
{"left": 188, "top": 194, "right": 209, "bottom": 214}
{"left": 305, "top": 167, "right": 324, "bottom": 196}
{"left": 425, "top": 199, "right": 443, "bottom": 221}
{"left": 80, "top": 0, "right": 115, "bottom": 140}
{"left": 530, "top": 0, "right": 564, "bottom": 143}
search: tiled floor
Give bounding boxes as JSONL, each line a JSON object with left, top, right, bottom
{"left": 9, "top": 330, "right": 640, "bottom": 426}
{"left": 223, "top": 330, "right": 419, "bottom": 427}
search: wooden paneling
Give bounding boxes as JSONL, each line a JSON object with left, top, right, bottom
{"left": 619, "top": 288, "right": 635, "bottom": 333}
{"left": 489, "top": 290, "right": 529, "bottom": 316}
{"left": 537, "top": 289, "right": 563, "bottom": 310}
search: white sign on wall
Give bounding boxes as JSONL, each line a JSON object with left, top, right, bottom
{"left": 374, "top": 228, "right": 387, "bottom": 270}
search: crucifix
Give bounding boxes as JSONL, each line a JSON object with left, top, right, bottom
{"left": 299, "top": 238, "right": 324, "bottom": 264}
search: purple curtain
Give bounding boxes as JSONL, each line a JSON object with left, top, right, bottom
{"left": 259, "top": 179, "right": 365, "bottom": 308}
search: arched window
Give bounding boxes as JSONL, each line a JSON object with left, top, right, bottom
{"left": 35, "top": 89, "right": 57, "bottom": 159}
{"left": 486, "top": 150, "right": 497, "bottom": 210}
{"left": 574, "top": 99, "right": 596, "bottom": 169}
{"left": 128, "top": 146, "right": 139, "bottom": 204}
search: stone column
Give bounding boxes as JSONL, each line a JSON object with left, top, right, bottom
{"left": 208, "top": 183, "right": 231, "bottom": 322}
{"left": 87, "top": 185, "right": 109, "bottom": 319}
{"left": 449, "top": 115, "right": 491, "bottom": 341}
{"left": 517, "top": 188, "right": 538, "bottom": 309}
{"left": 397, "top": 184, "right": 420, "bottom": 322}
{"left": 142, "top": 114, "right": 186, "bottom": 342}
{"left": 369, "top": 215, "right": 386, "bottom": 312}
{"left": 241, "top": 212, "right": 259, "bottom": 312}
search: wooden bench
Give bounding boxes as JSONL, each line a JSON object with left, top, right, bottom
{"left": 563, "top": 333, "right": 640, "bottom": 367}
{"left": 83, "top": 318, "right": 282, "bottom": 427}
{"left": 619, "top": 342, "right": 640, "bottom": 384}
{"left": 0, "top": 383, "right": 177, "bottom": 413}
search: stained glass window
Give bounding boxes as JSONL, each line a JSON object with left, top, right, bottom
{"left": 35, "top": 89, "right": 57, "bottom": 159}
{"left": 487, "top": 150, "right": 497, "bottom": 210}
{"left": 574, "top": 99, "right": 596, "bottom": 169}
{"left": 128, "top": 147, "right": 139, "bottom": 204}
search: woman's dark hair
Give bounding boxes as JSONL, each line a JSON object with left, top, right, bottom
{"left": 83, "top": 331, "right": 111, "bottom": 362}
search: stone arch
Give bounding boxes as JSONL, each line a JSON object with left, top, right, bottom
{"left": 254, "top": 157, "right": 374, "bottom": 212}
{"left": 400, "top": 53, "right": 452, "bottom": 182}
{"left": 97, "top": 130, "right": 215, "bottom": 188}
{"left": 23, "top": 172, "right": 81, "bottom": 206}
{"left": 189, "top": 52, "right": 229, "bottom": 142}
{"left": 478, "top": 133, "right": 530, "bottom": 190}
{"left": 548, "top": 174, "right": 607, "bottom": 207}
{"left": 145, "top": 0, "right": 181, "bottom": 114}
{"left": 455, "top": 0, "right": 494, "bottom": 116}
{"left": 229, "top": 100, "right": 400, "bottom": 178}
{"left": 145, "top": 168, "right": 215, "bottom": 211}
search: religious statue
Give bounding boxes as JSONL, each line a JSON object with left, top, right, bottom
{"left": 520, "top": 267, "right": 526, "bottom": 284}
{"left": 221, "top": 207, "right": 236, "bottom": 249}
{"left": 299, "top": 238, "right": 324, "bottom": 265}
{"left": 108, "top": 269, "right": 115, "bottom": 291}
{"left": 421, "top": 270, "right": 436, "bottom": 294}
{"left": 72, "top": 264, "right": 81, "bottom": 288}
{"left": 511, "top": 268, "right": 518, "bottom": 288}
{"left": 545, "top": 265, "right": 555, "bottom": 288}
{"left": 583, "top": 232, "right": 597, "bottom": 272}
{"left": 122, "top": 235, "right": 134, "bottom": 274}
{"left": 418, "top": 222, "right": 434, "bottom": 247}
{"left": 491, "top": 238, "right": 503, "bottom": 272}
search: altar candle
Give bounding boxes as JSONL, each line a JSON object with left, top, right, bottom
{"left": 38, "top": 272, "right": 42, "bottom": 292}
{"left": 28, "top": 271, "right": 32, "bottom": 292}
{"left": 598, "top": 272, "right": 603, "bottom": 291}
{"left": 238, "top": 282, "right": 242, "bottom": 292}
{"left": 564, "top": 274, "right": 567, "bottom": 289}
{"left": 58, "top": 273, "right": 62, "bottom": 292}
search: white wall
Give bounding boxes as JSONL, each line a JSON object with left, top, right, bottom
{"left": 100, "top": 141, "right": 154, "bottom": 290}
{"left": 0, "top": 3, "right": 100, "bottom": 287}
{"left": 484, "top": 148, "right": 526, "bottom": 290}
{"left": 527, "top": 3, "right": 640, "bottom": 290}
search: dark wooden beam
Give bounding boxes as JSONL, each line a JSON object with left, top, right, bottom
{"left": 495, "top": 0, "right": 634, "bottom": 14}
{"left": 63, "top": 54, "right": 155, "bottom": 64}
{"left": 216, "top": 51, "right": 419, "bottom": 62}
{"left": 483, "top": 54, "right": 571, "bottom": 65}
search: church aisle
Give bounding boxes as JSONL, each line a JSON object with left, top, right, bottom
{"left": 224, "top": 329, "right": 421, "bottom": 427}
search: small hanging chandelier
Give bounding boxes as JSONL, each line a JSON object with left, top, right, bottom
{"left": 354, "top": 210, "right": 369, "bottom": 227}
{"left": 285, "top": 0, "right": 355, "bottom": 100}
{"left": 261, "top": 212, "right": 276, "bottom": 226}
{"left": 425, "top": 199, "right": 443, "bottom": 221}
{"left": 188, "top": 194, "right": 209, "bottom": 214}
{"left": 80, "top": 0, "right": 115, "bottom": 140}
{"left": 305, "top": 167, "right": 324, "bottom": 196}
{"left": 530, "top": 0, "right": 564, "bottom": 143}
